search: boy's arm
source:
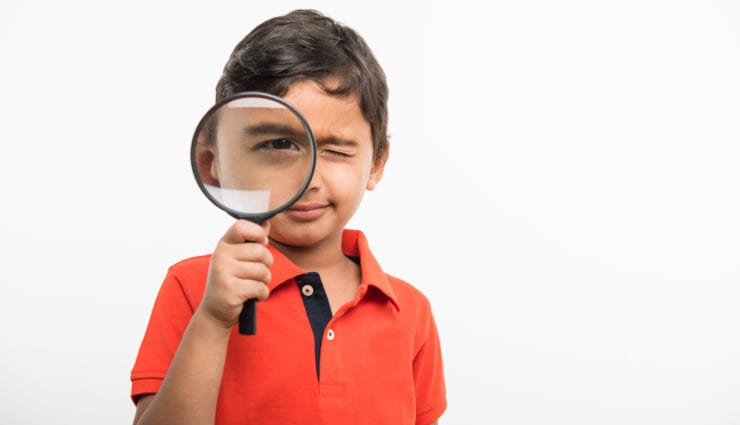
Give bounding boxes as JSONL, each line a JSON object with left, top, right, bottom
{"left": 133, "top": 310, "right": 232, "bottom": 425}
{"left": 133, "top": 395, "right": 153, "bottom": 424}
{"left": 133, "top": 220, "right": 273, "bottom": 425}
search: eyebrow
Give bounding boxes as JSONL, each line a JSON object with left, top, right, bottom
{"left": 243, "top": 123, "right": 360, "bottom": 149}
{"left": 243, "top": 122, "right": 306, "bottom": 138}
{"left": 317, "top": 136, "right": 359, "bottom": 148}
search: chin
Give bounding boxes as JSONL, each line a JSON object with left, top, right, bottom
{"left": 268, "top": 221, "right": 342, "bottom": 250}
{"left": 269, "top": 226, "right": 325, "bottom": 248}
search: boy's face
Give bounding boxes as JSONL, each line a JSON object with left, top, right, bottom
{"left": 267, "top": 79, "right": 387, "bottom": 248}
{"left": 198, "top": 100, "right": 315, "bottom": 213}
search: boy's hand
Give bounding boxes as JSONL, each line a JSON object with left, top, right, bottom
{"left": 197, "top": 220, "right": 273, "bottom": 330}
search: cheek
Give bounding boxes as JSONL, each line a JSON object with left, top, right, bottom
{"left": 327, "top": 160, "right": 372, "bottom": 198}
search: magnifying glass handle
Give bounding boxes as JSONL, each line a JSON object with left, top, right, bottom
{"left": 238, "top": 299, "right": 257, "bottom": 335}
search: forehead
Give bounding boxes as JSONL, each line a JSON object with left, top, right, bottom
{"left": 216, "top": 101, "right": 304, "bottom": 131}
{"left": 282, "top": 80, "right": 371, "bottom": 144}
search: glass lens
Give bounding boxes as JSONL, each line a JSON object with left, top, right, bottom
{"left": 192, "top": 94, "right": 315, "bottom": 218}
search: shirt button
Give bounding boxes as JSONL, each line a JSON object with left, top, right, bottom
{"left": 301, "top": 284, "right": 314, "bottom": 297}
{"left": 326, "top": 329, "right": 335, "bottom": 341}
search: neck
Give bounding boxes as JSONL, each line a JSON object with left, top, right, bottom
{"left": 269, "top": 232, "right": 346, "bottom": 273}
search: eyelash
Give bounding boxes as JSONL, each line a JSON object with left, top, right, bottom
{"left": 322, "top": 149, "right": 351, "bottom": 158}
{"left": 257, "top": 138, "right": 299, "bottom": 151}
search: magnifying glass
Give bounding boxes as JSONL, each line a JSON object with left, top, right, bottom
{"left": 191, "top": 92, "right": 317, "bottom": 335}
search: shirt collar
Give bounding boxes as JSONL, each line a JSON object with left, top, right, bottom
{"left": 267, "top": 229, "right": 400, "bottom": 311}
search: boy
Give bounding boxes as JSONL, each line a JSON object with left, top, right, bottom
{"left": 131, "top": 9, "right": 446, "bottom": 425}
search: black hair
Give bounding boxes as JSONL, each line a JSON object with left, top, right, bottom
{"left": 215, "top": 9, "right": 389, "bottom": 159}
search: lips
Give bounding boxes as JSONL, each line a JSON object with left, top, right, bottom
{"left": 285, "top": 202, "right": 329, "bottom": 220}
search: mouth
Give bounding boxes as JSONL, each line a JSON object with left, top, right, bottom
{"left": 284, "top": 202, "right": 329, "bottom": 220}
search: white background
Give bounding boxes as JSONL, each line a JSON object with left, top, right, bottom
{"left": 1, "top": 1, "right": 738, "bottom": 424}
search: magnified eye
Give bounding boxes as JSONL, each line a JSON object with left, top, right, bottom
{"left": 261, "top": 138, "right": 299, "bottom": 151}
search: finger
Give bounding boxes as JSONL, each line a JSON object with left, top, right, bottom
{"left": 223, "top": 277, "right": 270, "bottom": 303}
{"left": 225, "top": 242, "right": 273, "bottom": 266}
{"left": 228, "top": 259, "right": 272, "bottom": 285}
{"left": 240, "top": 279, "right": 270, "bottom": 302}
{"left": 222, "top": 219, "right": 269, "bottom": 245}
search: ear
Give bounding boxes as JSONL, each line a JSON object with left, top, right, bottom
{"left": 366, "top": 141, "right": 389, "bottom": 191}
{"left": 194, "top": 144, "right": 220, "bottom": 186}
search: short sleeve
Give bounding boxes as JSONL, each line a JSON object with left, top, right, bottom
{"left": 413, "top": 300, "right": 447, "bottom": 425}
{"left": 130, "top": 264, "right": 201, "bottom": 403}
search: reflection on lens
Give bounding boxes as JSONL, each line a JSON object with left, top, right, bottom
{"left": 192, "top": 93, "right": 315, "bottom": 219}
{"left": 203, "top": 185, "right": 271, "bottom": 214}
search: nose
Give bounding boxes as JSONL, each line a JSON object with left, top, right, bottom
{"left": 305, "top": 157, "right": 324, "bottom": 191}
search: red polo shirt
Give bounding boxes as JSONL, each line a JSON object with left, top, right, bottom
{"left": 131, "top": 229, "right": 446, "bottom": 424}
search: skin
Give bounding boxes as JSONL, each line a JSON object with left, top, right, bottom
{"left": 134, "top": 80, "right": 438, "bottom": 424}
{"left": 264, "top": 79, "right": 386, "bottom": 303}
{"left": 204, "top": 102, "right": 313, "bottom": 211}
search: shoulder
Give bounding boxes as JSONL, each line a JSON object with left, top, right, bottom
{"left": 383, "top": 273, "right": 442, "bottom": 355}
{"left": 169, "top": 254, "right": 212, "bottom": 274}
{"left": 157, "top": 254, "right": 212, "bottom": 308}
{"left": 384, "top": 273, "right": 435, "bottom": 318}
{"left": 166, "top": 254, "right": 212, "bottom": 290}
